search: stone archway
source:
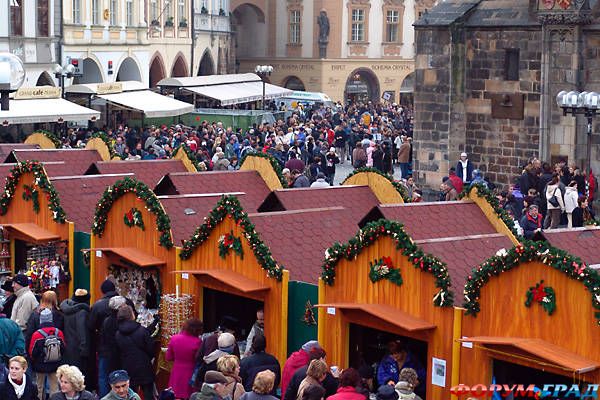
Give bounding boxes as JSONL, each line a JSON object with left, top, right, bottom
{"left": 197, "top": 50, "right": 215, "bottom": 76}
{"left": 344, "top": 68, "right": 380, "bottom": 103}
{"left": 149, "top": 53, "right": 166, "bottom": 87}
{"left": 282, "top": 76, "right": 305, "bottom": 91}
{"left": 171, "top": 53, "right": 189, "bottom": 77}
{"left": 399, "top": 72, "right": 415, "bottom": 106}
{"left": 73, "top": 57, "right": 104, "bottom": 84}
{"left": 36, "top": 71, "right": 55, "bottom": 86}
{"left": 231, "top": 3, "right": 267, "bottom": 58}
{"left": 116, "top": 56, "right": 142, "bottom": 82}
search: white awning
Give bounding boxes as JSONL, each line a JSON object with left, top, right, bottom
{"left": 187, "top": 82, "right": 293, "bottom": 106}
{"left": 97, "top": 90, "right": 194, "bottom": 118}
{"left": 157, "top": 73, "right": 261, "bottom": 87}
{"left": 65, "top": 80, "right": 147, "bottom": 94}
{"left": 0, "top": 98, "right": 100, "bottom": 125}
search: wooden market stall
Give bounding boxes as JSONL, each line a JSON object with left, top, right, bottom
{"left": 459, "top": 241, "right": 600, "bottom": 389}
{"left": 239, "top": 153, "right": 287, "bottom": 191}
{"left": 341, "top": 167, "right": 408, "bottom": 204}
{"left": 0, "top": 161, "right": 73, "bottom": 298}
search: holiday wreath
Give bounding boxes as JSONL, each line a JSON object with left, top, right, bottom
{"left": 369, "top": 256, "right": 403, "bottom": 286}
{"left": 525, "top": 280, "right": 556, "bottom": 315}
{"left": 218, "top": 230, "right": 244, "bottom": 259}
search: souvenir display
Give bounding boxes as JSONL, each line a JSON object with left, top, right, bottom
{"left": 23, "top": 257, "right": 68, "bottom": 293}
{"left": 159, "top": 293, "right": 193, "bottom": 347}
{"left": 0, "top": 227, "right": 9, "bottom": 273}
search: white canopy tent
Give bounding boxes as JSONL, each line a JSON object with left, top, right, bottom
{"left": 0, "top": 98, "right": 100, "bottom": 125}
{"left": 97, "top": 91, "right": 194, "bottom": 118}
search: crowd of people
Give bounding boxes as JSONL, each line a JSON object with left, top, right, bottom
{"left": 0, "top": 276, "right": 424, "bottom": 400}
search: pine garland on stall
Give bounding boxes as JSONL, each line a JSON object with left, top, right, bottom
{"left": 0, "top": 161, "right": 67, "bottom": 223}
{"left": 32, "top": 130, "right": 62, "bottom": 148}
{"left": 321, "top": 219, "right": 454, "bottom": 307}
{"left": 463, "top": 241, "right": 600, "bottom": 324}
{"left": 91, "top": 131, "right": 120, "bottom": 159}
{"left": 342, "top": 167, "right": 410, "bottom": 202}
{"left": 239, "top": 152, "right": 289, "bottom": 188}
{"left": 172, "top": 144, "right": 201, "bottom": 171}
{"left": 92, "top": 177, "right": 173, "bottom": 248}
{"left": 180, "top": 195, "right": 283, "bottom": 280}
{"left": 22, "top": 184, "right": 40, "bottom": 213}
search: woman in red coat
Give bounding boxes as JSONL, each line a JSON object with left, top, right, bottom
{"left": 326, "top": 368, "right": 366, "bottom": 400}
{"left": 166, "top": 318, "right": 204, "bottom": 399}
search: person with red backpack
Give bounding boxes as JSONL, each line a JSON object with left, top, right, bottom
{"left": 28, "top": 308, "right": 66, "bottom": 400}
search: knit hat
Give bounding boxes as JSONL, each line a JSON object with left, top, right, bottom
{"left": 73, "top": 288, "right": 90, "bottom": 304}
{"left": 301, "top": 340, "right": 321, "bottom": 352}
{"left": 108, "top": 370, "right": 130, "bottom": 385}
{"left": 204, "top": 371, "right": 228, "bottom": 384}
{"left": 376, "top": 385, "right": 399, "bottom": 400}
{"left": 40, "top": 308, "right": 53, "bottom": 324}
{"left": 13, "top": 274, "right": 29, "bottom": 288}
{"left": 218, "top": 332, "right": 236, "bottom": 349}
{"left": 1, "top": 279, "right": 13, "bottom": 293}
{"left": 100, "top": 279, "right": 116, "bottom": 294}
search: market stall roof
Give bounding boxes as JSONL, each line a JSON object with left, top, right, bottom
{"left": 542, "top": 227, "right": 600, "bottom": 266}
{"left": 184, "top": 81, "right": 293, "bottom": 106}
{"left": 0, "top": 98, "right": 100, "bottom": 125}
{"left": 459, "top": 337, "right": 600, "bottom": 373}
{"left": 95, "top": 247, "right": 166, "bottom": 267}
{"left": 6, "top": 149, "right": 103, "bottom": 175}
{"left": 0, "top": 162, "right": 83, "bottom": 182}
{"left": 316, "top": 303, "right": 436, "bottom": 332}
{"left": 3, "top": 223, "right": 61, "bottom": 243}
{"left": 85, "top": 160, "right": 188, "bottom": 188}
{"left": 155, "top": 171, "right": 271, "bottom": 212}
{"left": 176, "top": 269, "right": 270, "bottom": 294}
{"left": 97, "top": 90, "right": 194, "bottom": 118}
{"left": 0, "top": 144, "right": 39, "bottom": 161}
{"left": 65, "top": 80, "right": 147, "bottom": 95}
{"left": 157, "top": 73, "right": 262, "bottom": 88}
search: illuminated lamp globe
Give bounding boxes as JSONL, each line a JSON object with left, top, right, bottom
{"left": 0, "top": 52, "right": 25, "bottom": 91}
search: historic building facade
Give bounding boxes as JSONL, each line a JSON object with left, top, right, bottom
{"left": 232, "top": 0, "right": 436, "bottom": 103}
{"left": 0, "top": 0, "right": 61, "bottom": 87}
{"left": 413, "top": 0, "right": 600, "bottom": 189}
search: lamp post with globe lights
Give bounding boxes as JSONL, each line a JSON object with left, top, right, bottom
{"left": 0, "top": 53, "right": 25, "bottom": 111}
{"left": 255, "top": 65, "right": 273, "bottom": 110}
{"left": 556, "top": 90, "right": 600, "bottom": 177}
{"left": 54, "top": 63, "right": 76, "bottom": 99}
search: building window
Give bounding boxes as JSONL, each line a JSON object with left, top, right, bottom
{"left": 505, "top": 48, "right": 520, "bottom": 81}
{"left": 10, "top": 0, "right": 22, "bottom": 36}
{"left": 178, "top": 0, "right": 185, "bottom": 23}
{"left": 289, "top": 10, "right": 301, "bottom": 44}
{"left": 150, "top": 0, "right": 158, "bottom": 22}
{"left": 37, "top": 0, "right": 49, "bottom": 36}
{"left": 110, "top": 0, "right": 118, "bottom": 25}
{"left": 218, "top": 0, "right": 226, "bottom": 14}
{"left": 351, "top": 9, "right": 365, "bottom": 42}
{"left": 385, "top": 10, "right": 399, "bottom": 42}
{"left": 92, "top": 0, "right": 100, "bottom": 24}
{"left": 164, "top": 0, "right": 172, "bottom": 20}
{"left": 72, "top": 0, "right": 81, "bottom": 24}
{"left": 126, "top": 0, "right": 133, "bottom": 26}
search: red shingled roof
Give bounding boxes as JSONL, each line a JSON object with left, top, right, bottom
{"left": 86, "top": 160, "right": 188, "bottom": 187}
{"left": 260, "top": 185, "right": 380, "bottom": 222}
{"left": 154, "top": 171, "right": 271, "bottom": 212}
{"left": 50, "top": 174, "right": 133, "bottom": 231}
{"left": 543, "top": 227, "right": 600, "bottom": 266}
{"left": 159, "top": 193, "right": 246, "bottom": 245}
{"left": 377, "top": 201, "right": 498, "bottom": 240}
{"left": 418, "top": 234, "right": 515, "bottom": 305}
{"left": 7, "top": 149, "right": 102, "bottom": 175}
{"left": 0, "top": 144, "right": 38, "bottom": 160}
{"left": 248, "top": 207, "right": 360, "bottom": 284}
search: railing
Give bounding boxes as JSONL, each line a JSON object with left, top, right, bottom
{"left": 193, "top": 13, "right": 230, "bottom": 33}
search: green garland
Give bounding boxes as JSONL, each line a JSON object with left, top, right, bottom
{"left": 92, "top": 177, "right": 173, "bottom": 248}
{"left": 32, "top": 130, "right": 61, "bottom": 148}
{"left": 0, "top": 161, "right": 67, "bottom": 223}
{"left": 458, "top": 183, "right": 521, "bottom": 238}
{"left": 463, "top": 241, "right": 600, "bottom": 324}
{"left": 180, "top": 195, "right": 283, "bottom": 280}
{"left": 239, "top": 152, "right": 288, "bottom": 188}
{"left": 91, "top": 132, "right": 120, "bottom": 160}
{"left": 321, "top": 219, "right": 454, "bottom": 307}
{"left": 22, "top": 184, "right": 40, "bottom": 213}
{"left": 369, "top": 256, "right": 403, "bottom": 286}
{"left": 525, "top": 280, "right": 556, "bottom": 316}
{"left": 124, "top": 207, "right": 145, "bottom": 230}
{"left": 342, "top": 167, "right": 410, "bottom": 202}
{"left": 173, "top": 143, "right": 201, "bottom": 171}
{"left": 218, "top": 230, "right": 244, "bottom": 259}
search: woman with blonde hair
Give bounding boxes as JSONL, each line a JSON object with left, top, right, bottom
{"left": 25, "top": 290, "right": 64, "bottom": 345}
{"left": 0, "top": 356, "right": 38, "bottom": 400}
{"left": 297, "top": 360, "right": 328, "bottom": 400}
{"left": 217, "top": 355, "right": 245, "bottom": 400}
{"left": 239, "top": 370, "right": 279, "bottom": 400}
{"left": 50, "top": 364, "right": 95, "bottom": 400}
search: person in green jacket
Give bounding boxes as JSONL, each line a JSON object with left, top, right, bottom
{"left": 191, "top": 371, "right": 231, "bottom": 400}
{"left": 101, "top": 370, "right": 141, "bottom": 400}
{"left": 0, "top": 303, "right": 25, "bottom": 360}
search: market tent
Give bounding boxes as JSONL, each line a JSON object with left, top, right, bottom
{"left": 97, "top": 90, "right": 194, "bottom": 118}
{"left": 185, "top": 82, "right": 292, "bottom": 106}
{"left": 0, "top": 98, "right": 100, "bottom": 125}
{"left": 65, "top": 81, "right": 147, "bottom": 94}
{"left": 157, "top": 73, "right": 261, "bottom": 88}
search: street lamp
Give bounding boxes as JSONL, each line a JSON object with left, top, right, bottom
{"left": 556, "top": 90, "right": 600, "bottom": 176}
{"left": 53, "top": 63, "right": 76, "bottom": 99}
{"left": 255, "top": 65, "right": 273, "bottom": 110}
{"left": 0, "top": 52, "right": 25, "bottom": 111}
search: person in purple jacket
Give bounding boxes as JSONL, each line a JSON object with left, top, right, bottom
{"left": 166, "top": 318, "right": 204, "bottom": 399}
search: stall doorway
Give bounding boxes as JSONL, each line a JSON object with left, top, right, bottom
{"left": 202, "top": 287, "right": 263, "bottom": 342}
{"left": 492, "top": 359, "right": 577, "bottom": 400}
{"left": 348, "top": 323, "right": 428, "bottom": 398}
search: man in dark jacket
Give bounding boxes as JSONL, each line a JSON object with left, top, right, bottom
{"left": 240, "top": 334, "right": 280, "bottom": 394}
{"left": 283, "top": 347, "right": 338, "bottom": 400}
{"left": 60, "top": 289, "right": 91, "bottom": 381}
{"left": 520, "top": 205, "right": 544, "bottom": 240}
{"left": 1, "top": 279, "right": 16, "bottom": 319}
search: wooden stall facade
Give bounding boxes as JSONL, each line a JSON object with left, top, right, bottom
{"left": 318, "top": 225, "right": 458, "bottom": 400}
{"left": 179, "top": 208, "right": 289, "bottom": 365}
{"left": 90, "top": 188, "right": 178, "bottom": 303}
{"left": 460, "top": 245, "right": 600, "bottom": 388}
{"left": 0, "top": 168, "right": 74, "bottom": 295}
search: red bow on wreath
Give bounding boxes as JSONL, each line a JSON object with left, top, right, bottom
{"left": 382, "top": 256, "right": 393, "bottom": 268}
{"left": 532, "top": 283, "right": 546, "bottom": 302}
{"left": 126, "top": 209, "right": 134, "bottom": 223}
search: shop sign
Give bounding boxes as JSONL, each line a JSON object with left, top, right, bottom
{"left": 370, "top": 64, "right": 412, "bottom": 71}
{"left": 14, "top": 86, "right": 61, "bottom": 100}
{"left": 97, "top": 82, "right": 123, "bottom": 94}
{"left": 449, "top": 383, "right": 598, "bottom": 398}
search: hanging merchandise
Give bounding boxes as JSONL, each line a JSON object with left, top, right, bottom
{"left": 24, "top": 256, "right": 67, "bottom": 293}
{"left": 302, "top": 300, "right": 317, "bottom": 326}
{"left": 0, "top": 227, "right": 10, "bottom": 274}
{"left": 159, "top": 293, "right": 193, "bottom": 347}
{"left": 108, "top": 265, "right": 161, "bottom": 327}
